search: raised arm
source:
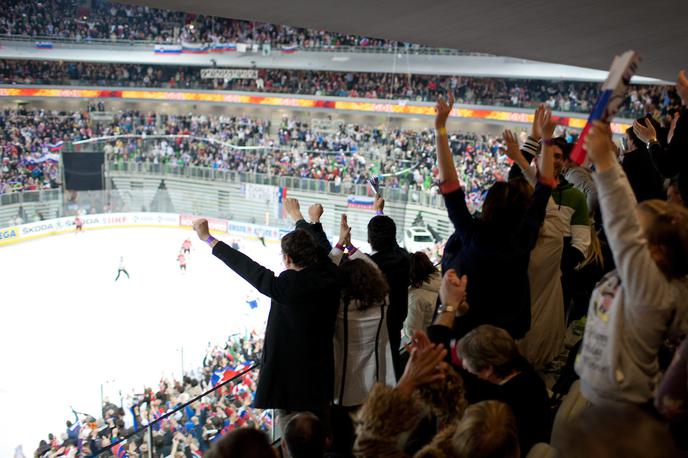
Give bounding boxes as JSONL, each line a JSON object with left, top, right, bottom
{"left": 192, "top": 219, "right": 291, "bottom": 302}
{"left": 583, "top": 121, "right": 670, "bottom": 304}
{"left": 434, "top": 94, "right": 475, "bottom": 237}
{"left": 517, "top": 107, "right": 556, "bottom": 250}
{"left": 436, "top": 92, "right": 458, "bottom": 185}
{"left": 286, "top": 198, "right": 332, "bottom": 252}
{"left": 508, "top": 104, "right": 545, "bottom": 180}
{"left": 503, "top": 129, "right": 536, "bottom": 186}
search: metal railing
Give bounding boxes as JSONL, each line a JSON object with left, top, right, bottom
{"left": 0, "top": 188, "right": 61, "bottom": 206}
{"left": 106, "top": 161, "right": 446, "bottom": 209}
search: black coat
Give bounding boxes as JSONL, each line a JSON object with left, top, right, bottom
{"left": 622, "top": 147, "right": 666, "bottom": 203}
{"left": 212, "top": 241, "right": 340, "bottom": 410}
{"left": 442, "top": 184, "right": 551, "bottom": 339}
{"left": 370, "top": 245, "right": 410, "bottom": 376}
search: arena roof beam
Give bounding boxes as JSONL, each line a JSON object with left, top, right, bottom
{"left": 120, "top": 0, "right": 686, "bottom": 83}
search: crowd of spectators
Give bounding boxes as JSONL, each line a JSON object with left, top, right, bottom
{"left": 0, "top": 59, "right": 680, "bottom": 119}
{"left": 186, "top": 73, "right": 688, "bottom": 458}
{"left": 0, "top": 107, "right": 516, "bottom": 211}
{"left": 1, "top": 0, "right": 406, "bottom": 50}
{"left": 23, "top": 69, "right": 688, "bottom": 458}
{"left": 34, "top": 332, "right": 269, "bottom": 457}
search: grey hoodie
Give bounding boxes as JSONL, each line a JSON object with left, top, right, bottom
{"left": 575, "top": 164, "right": 688, "bottom": 405}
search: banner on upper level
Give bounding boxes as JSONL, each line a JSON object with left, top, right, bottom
{"left": 0, "top": 87, "right": 632, "bottom": 133}
{"left": 200, "top": 69, "right": 258, "bottom": 80}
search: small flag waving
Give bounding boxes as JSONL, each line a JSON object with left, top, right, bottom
{"left": 210, "top": 361, "right": 255, "bottom": 386}
{"left": 570, "top": 51, "right": 641, "bottom": 165}
{"left": 112, "top": 443, "right": 129, "bottom": 458}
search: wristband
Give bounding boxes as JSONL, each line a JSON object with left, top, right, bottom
{"left": 206, "top": 235, "right": 217, "bottom": 246}
{"left": 436, "top": 127, "right": 447, "bottom": 137}
{"left": 537, "top": 176, "right": 557, "bottom": 189}
{"left": 542, "top": 138, "right": 556, "bottom": 145}
{"left": 347, "top": 244, "right": 357, "bottom": 253}
{"left": 439, "top": 178, "right": 461, "bottom": 195}
{"left": 375, "top": 210, "right": 384, "bottom": 216}
{"left": 335, "top": 243, "right": 345, "bottom": 251}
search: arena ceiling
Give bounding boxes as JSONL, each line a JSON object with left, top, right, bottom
{"left": 121, "top": 0, "right": 686, "bottom": 83}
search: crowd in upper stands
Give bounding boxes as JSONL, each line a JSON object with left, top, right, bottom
{"left": 0, "top": 59, "right": 680, "bottom": 119}
{"left": 1, "top": 0, "right": 405, "bottom": 49}
{"left": 33, "top": 333, "right": 270, "bottom": 458}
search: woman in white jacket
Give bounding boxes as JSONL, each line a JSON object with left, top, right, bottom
{"left": 402, "top": 251, "right": 441, "bottom": 347}
{"left": 329, "top": 215, "right": 396, "bottom": 407}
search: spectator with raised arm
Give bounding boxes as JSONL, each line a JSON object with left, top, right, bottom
{"left": 502, "top": 128, "right": 566, "bottom": 369}
{"left": 192, "top": 217, "right": 341, "bottom": 436}
{"left": 575, "top": 121, "right": 688, "bottom": 407}
{"left": 366, "top": 194, "right": 411, "bottom": 379}
{"left": 436, "top": 95, "right": 554, "bottom": 340}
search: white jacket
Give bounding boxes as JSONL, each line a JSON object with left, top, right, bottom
{"left": 402, "top": 271, "right": 441, "bottom": 345}
{"left": 330, "top": 247, "right": 396, "bottom": 406}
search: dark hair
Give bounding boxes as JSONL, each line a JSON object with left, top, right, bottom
{"left": 205, "top": 427, "right": 274, "bottom": 458}
{"left": 481, "top": 181, "right": 530, "bottom": 229}
{"left": 340, "top": 259, "right": 389, "bottom": 311}
{"left": 409, "top": 251, "right": 438, "bottom": 288}
{"left": 550, "top": 136, "right": 572, "bottom": 160}
{"left": 367, "top": 215, "right": 398, "bottom": 252}
{"left": 284, "top": 412, "right": 327, "bottom": 458}
{"left": 281, "top": 229, "right": 319, "bottom": 268}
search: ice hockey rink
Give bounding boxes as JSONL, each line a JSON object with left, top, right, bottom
{"left": 0, "top": 227, "right": 281, "bottom": 456}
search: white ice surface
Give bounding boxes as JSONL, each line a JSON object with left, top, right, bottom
{"left": 0, "top": 227, "right": 282, "bottom": 457}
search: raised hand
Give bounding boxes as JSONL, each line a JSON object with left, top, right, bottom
{"left": 531, "top": 104, "right": 546, "bottom": 140}
{"left": 502, "top": 130, "right": 521, "bottom": 160}
{"left": 192, "top": 219, "right": 210, "bottom": 241}
{"left": 584, "top": 121, "right": 617, "bottom": 172}
{"left": 668, "top": 112, "right": 681, "bottom": 144}
{"left": 397, "top": 342, "right": 448, "bottom": 395}
{"left": 338, "top": 214, "right": 351, "bottom": 246}
{"left": 678, "top": 70, "right": 688, "bottom": 106}
{"left": 535, "top": 105, "right": 557, "bottom": 140}
{"left": 439, "top": 269, "right": 468, "bottom": 315}
{"left": 434, "top": 92, "right": 455, "bottom": 129}
{"left": 632, "top": 118, "right": 657, "bottom": 144}
{"left": 308, "top": 203, "right": 324, "bottom": 223}
{"left": 284, "top": 197, "right": 304, "bottom": 223}
{"left": 373, "top": 194, "right": 385, "bottom": 213}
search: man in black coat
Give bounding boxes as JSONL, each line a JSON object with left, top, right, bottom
{"left": 192, "top": 218, "right": 340, "bottom": 433}
{"left": 368, "top": 196, "right": 411, "bottom": 379}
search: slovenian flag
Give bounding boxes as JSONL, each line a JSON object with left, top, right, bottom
{"left": 182, "top": 41, "right": 209, "bottom": 54}
{"left": 36, "top": 41, "right": 54, "bottom": 49}
{"left": 211, "top": 43, "right": 237, "bottom": 52}
{"left": 154, "top": 44, "right": 182, "bottom": 54}
{"left": 49, "top": 141, "right": 64, "bottom": 152}
{"left": 210, "top": 361, "right": 254, "bottom": 386}
{"left": 112, "top": 443, "right": 129, "bottom": 458}
{"left": 347, "top": 195, "right": 376, "bottom": 209}
{"left": 281, "top": 45, "right": 297, "bottom": 54}
{"left": 570, "top": 50, "right": 640, "bottom": 164}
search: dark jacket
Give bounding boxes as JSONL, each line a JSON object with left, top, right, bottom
{"left": 621, "top": 147, "right": 666, "bottom": 203}
{"left": 212, "top": 241, "right": 340, "bottom": 410}
{"left": 370, "top": 245, "right": 410, "bottom": 376}
{"left": 649, "top": 106, "right": 688, "bottom": 203}
{"left": 442, "top": 183, "right": 551, "bottom": 339}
